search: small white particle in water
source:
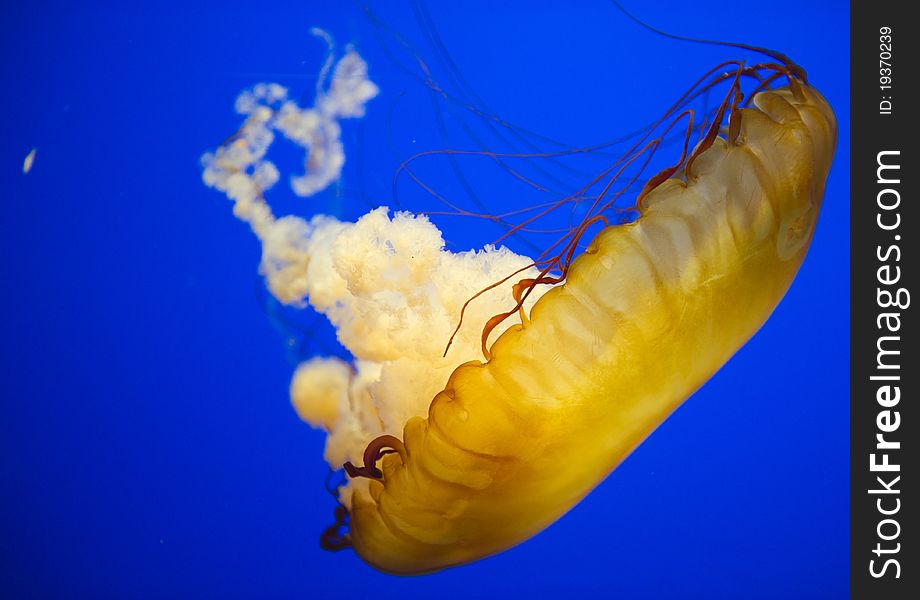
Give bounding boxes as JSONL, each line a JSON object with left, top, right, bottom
{"left": 23, "top": 148, "right": 36, "bottom": 174}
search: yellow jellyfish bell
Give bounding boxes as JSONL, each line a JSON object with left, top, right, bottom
{"left": 338, "top": 77, "right": 836, "bottom": 573}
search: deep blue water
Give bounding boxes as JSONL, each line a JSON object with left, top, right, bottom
{"left": 2, "top": 1, "right": 849, "bottom": 597}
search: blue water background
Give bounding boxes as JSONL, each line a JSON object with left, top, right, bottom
{"left": 1, "top": 1, "right": 849, "bottom": 597}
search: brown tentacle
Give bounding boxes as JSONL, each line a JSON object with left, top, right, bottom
{"left": 431, "top": 60, "right": 808, "bottom": 366}
{"left": 344, "top": 435, "right": 407, "bottom": 480}
{"left": 319, "top": 505, "right": 351, "bottom": 552}
{"left": 727, "top": 87, "right": 745, "bottom": 145}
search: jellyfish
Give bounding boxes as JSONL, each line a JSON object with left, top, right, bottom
{"left": 202, "top": 23, "right": 835, "bottom": 575}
